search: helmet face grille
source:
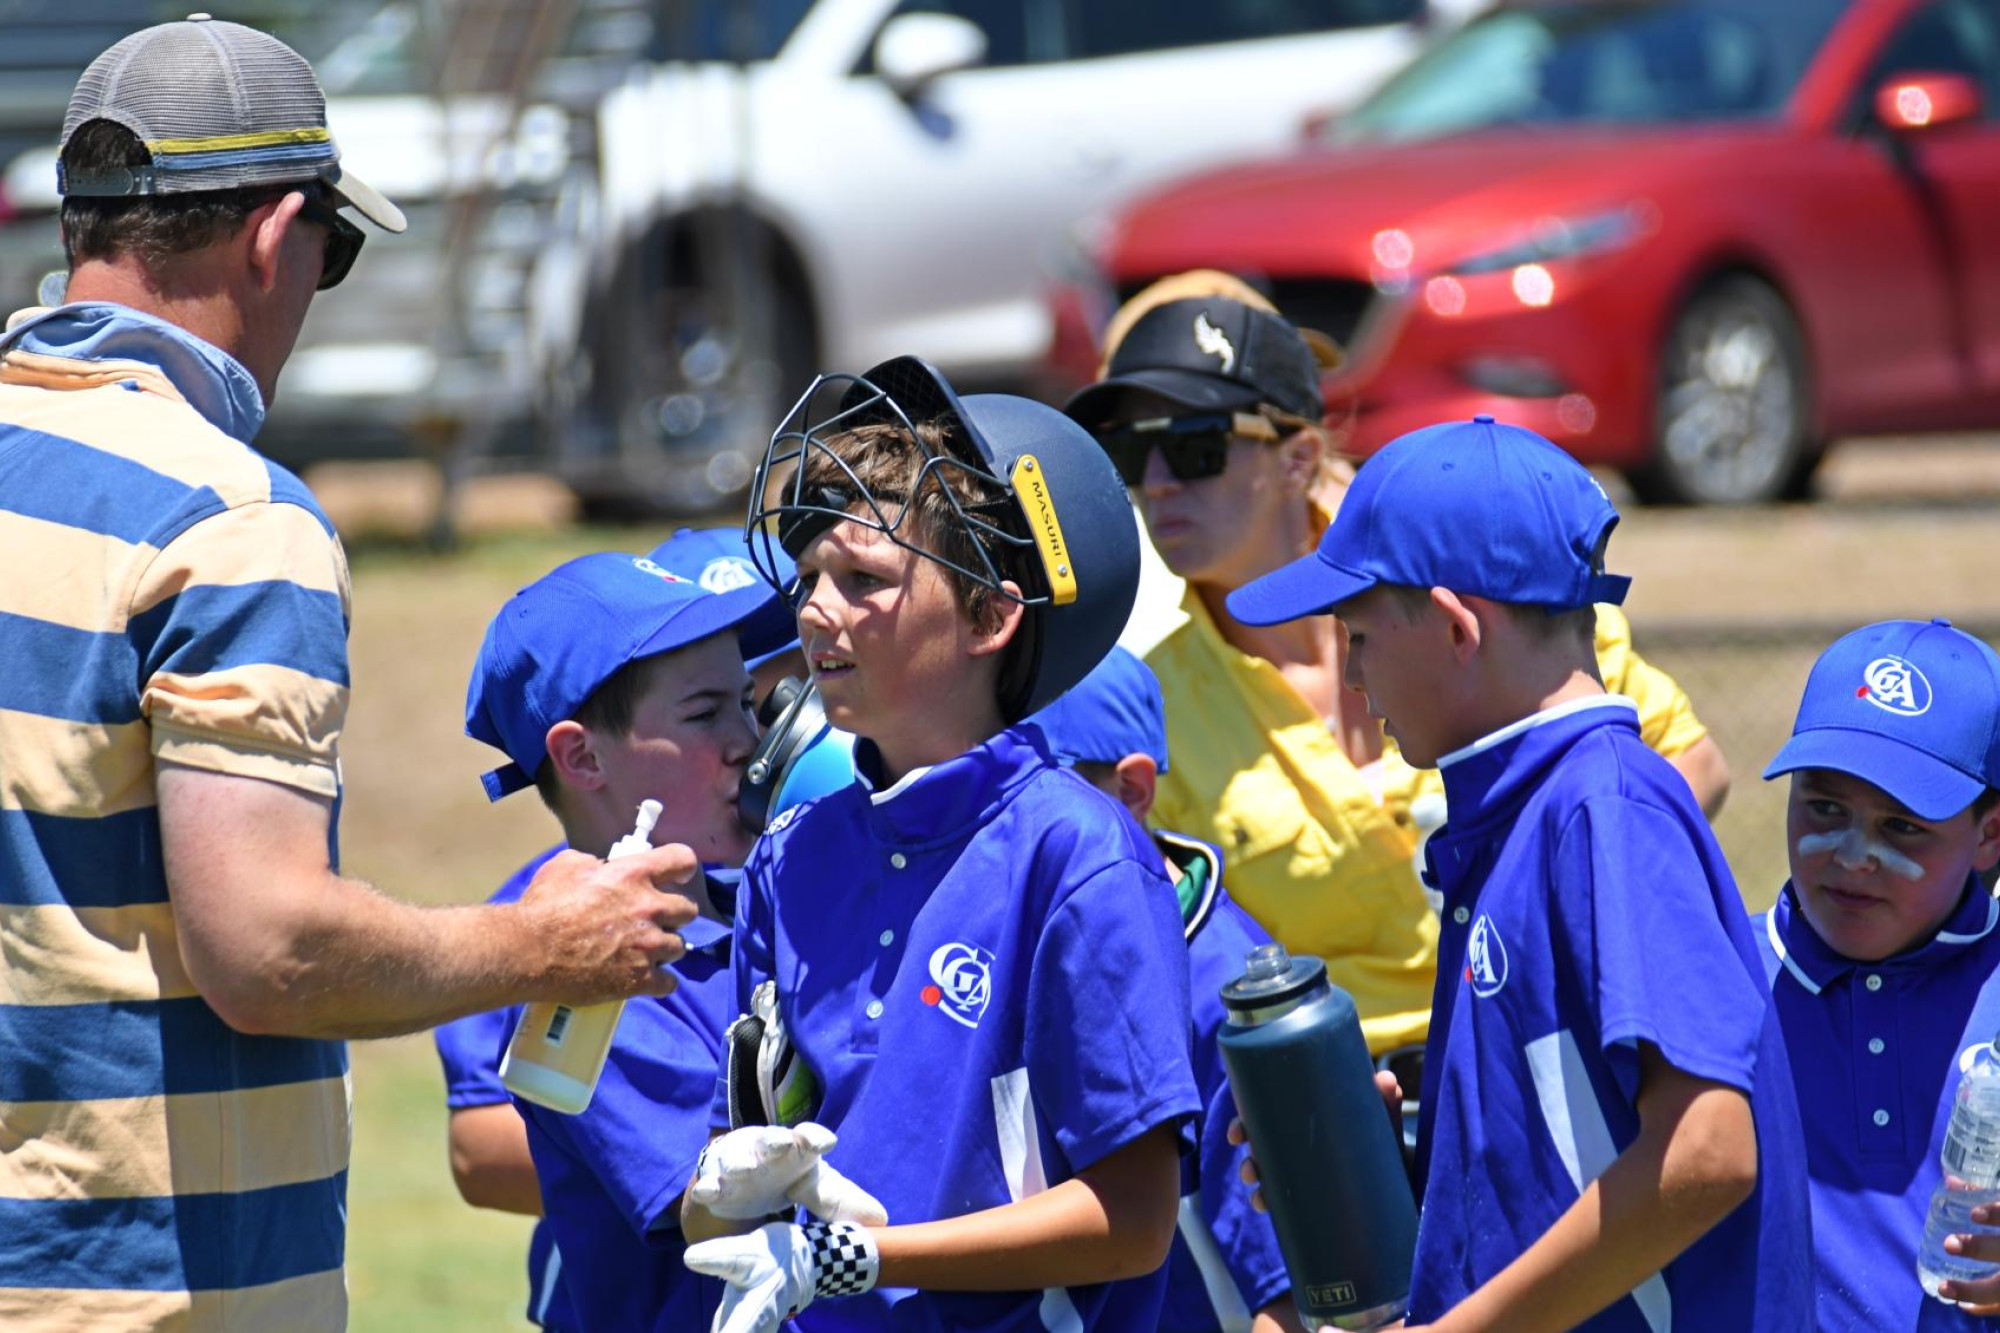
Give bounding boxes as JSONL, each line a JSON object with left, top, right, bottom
{"left": 743, "top": 367, "right": 1041, "bottom": 615}
{"left": 744, "top": 357, "right": 1140, "bottom": 723}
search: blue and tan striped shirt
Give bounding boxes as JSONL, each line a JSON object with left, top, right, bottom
{"left": 0, "top": 303, "right": 352, "bottom": 1330}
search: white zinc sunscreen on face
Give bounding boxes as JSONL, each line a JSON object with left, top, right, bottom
{"left": 1797, "top": 827, "right": 1925, "bottom": 882}
{"left": 502, "top": 800, "right": 664, "bottom": 1114}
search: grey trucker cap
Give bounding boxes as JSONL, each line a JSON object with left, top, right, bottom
{"left": 57, "top": 13, "right": 405, "bottom": 232}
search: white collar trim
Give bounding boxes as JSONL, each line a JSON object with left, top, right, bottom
{"left": 1935, "top": 892, "right": 2000, "bottom": 946}
{"left": 867, "top": 763, "right": 934, "bottom": 805}
{"left": 1766, "top": 902, "right": 1824, "bottom": 996}
{"left": 1436, "top": 694, "right": 1638, "bottom": 771}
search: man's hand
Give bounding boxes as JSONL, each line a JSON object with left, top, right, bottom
{"left": 162, "top": 765, "right": 696, "bottom": 1039}
{"left": 686, "top": 1219, "right": 880, "bottom": 1333}
{"left": 1231, "top": 1070, "right": 1401, "bottom": 1213}
{"left": 1937, "top": 1203, "right": 2000, "bottom": 1315}
{"left": 512, "top": 845, "right": 701, "bottom": 1004}
{"left": 689, "top": 1124, "right": 888, "bottom": 1225}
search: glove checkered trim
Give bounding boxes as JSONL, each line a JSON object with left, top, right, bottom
{"left": 803, "top": 1220, "right": 879, "bottom": 1300}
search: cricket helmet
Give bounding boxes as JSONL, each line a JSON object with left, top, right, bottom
{"left": 745, "top": 355, "right": 1139, "bottom": 720}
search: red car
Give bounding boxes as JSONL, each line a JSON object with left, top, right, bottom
{"left": 1047, "top": 0, "right": 2000, "bottom": 504}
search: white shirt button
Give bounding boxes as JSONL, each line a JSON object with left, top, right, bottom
{"left": 865, "top": 1000, "right": 884, "bottom": 1019}
{"left": 879, "top": 929, "right": 895, "bottom": 947}
{"left": 1452, "top": 906, "right": 1470, "bottom": 925}
{"left": 889, "top": 853, "right": 907, "bottom": 870}
{"left": 1868, "top": 1038, "right": 1886, "bottom": 1055}
{"left": 1865, "top": 974, "right": 1883, "bottom": 992}
{"left": 1873, "top": 1108, "right": 1891, "bottom": 1127}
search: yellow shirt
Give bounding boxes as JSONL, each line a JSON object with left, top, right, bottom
{"left": 1142, "top": 592, "right": 1708, "bottom": 1055}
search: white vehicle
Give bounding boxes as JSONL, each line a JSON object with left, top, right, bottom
{"left": 569, "top": 0, "right": 1486, "bottom": 513}
{"left": 0, "top": 0, "right": 611, "bottom": 479}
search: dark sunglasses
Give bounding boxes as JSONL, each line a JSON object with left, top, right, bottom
{"left": 1095, "top": 411, "right": 1281, "bottom": 486}
{"left": 293, "top": 190, "right": 365, "bottom": 291}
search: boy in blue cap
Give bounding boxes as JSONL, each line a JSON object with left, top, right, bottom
{"left": 1227, "top": 415, "right": 1812, "bottom": 1330}
{"left": 1755, "top": 619, "right": 2000, "bottom": 1330}
{"left": 680, "top": 357, "right": 1201, "bottom": 1333}
{"left": 459, "top": 548, "right": 817, "bottom": 1333}
{"left": 435, "top": 528, "right": 831, "bottom": 1331}
{"left": 1033, "top": 647, "right": 1299, "bottom": 1333}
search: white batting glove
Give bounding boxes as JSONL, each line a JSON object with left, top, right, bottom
{"left": 689, "top": 1123, "right": 888, "bottom": 1225}
{"left": 686, "top": 1219, "right": 880, "bottom": 1333}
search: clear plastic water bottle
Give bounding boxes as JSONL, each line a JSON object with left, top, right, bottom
{"left": 1919, "top": 1037, "right": 2000, "bottom": 1300}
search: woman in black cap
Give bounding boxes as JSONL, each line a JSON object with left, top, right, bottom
{"left": 1062, "top": 273, "right": 1730, "bottom": 1075}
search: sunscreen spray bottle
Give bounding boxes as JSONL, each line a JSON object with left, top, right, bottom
{"left": 501, "top": 799, "right": 663, "bottom": 1114}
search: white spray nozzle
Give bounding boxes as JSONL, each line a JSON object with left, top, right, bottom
{"left": 608, "top": 799, "right": 664, "bottom": 860}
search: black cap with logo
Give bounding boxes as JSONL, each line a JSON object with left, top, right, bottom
{"left": 1062, "top": 297, "right": 1323, "bottom": 428}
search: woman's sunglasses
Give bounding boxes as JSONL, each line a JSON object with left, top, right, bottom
{"left": 1095, "top": 412, "right": 1282, "bottom": 486}
{"left": 293, "top": 190, "right": 365, "bottom": 291}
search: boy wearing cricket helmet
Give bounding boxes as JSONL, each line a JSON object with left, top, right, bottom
{"left": 681, "top": 357, "right": 1201, "bottom": 1333}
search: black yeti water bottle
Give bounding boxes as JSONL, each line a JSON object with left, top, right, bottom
{"left": 1218, "top": 943, "right": 1416, "bottom": 1331}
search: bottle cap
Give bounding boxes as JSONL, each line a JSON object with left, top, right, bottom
{"left": 1221, "top": 943, "right": 1328, "bottom": 1012}
{"left": 607, "top": 799, "right": 663, "bottom": 859}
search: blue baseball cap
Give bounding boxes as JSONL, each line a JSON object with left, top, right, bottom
{"left": 466, "top": 552, "right": 774, "bottom": 801}
{"left": 1227, "top": 416, "right": 1631, "bottom": 627}
{"left": 647, "top": 527, "right": 798, "bottom": 670}
{"left": 1029, "top": 647, "right": 1171, "bottom": 772}
{"left": 1763, "top": 618, "right": 2000, "bottom": 821}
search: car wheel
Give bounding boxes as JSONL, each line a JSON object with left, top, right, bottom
{"left": 1630, "top": 276, "right": 1819, "bottom": 506}
{"left": 577, "top": 223, "right": 815, "bottom": 520}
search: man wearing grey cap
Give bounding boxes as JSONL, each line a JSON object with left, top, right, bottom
{"left": 0, "top": 17, "right": 702, "bottom": 1329}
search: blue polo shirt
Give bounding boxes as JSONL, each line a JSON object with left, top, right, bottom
{"left": 1414, "top": 697, "right": 1812, "bottom": 1330}
{"left": 432, "top": 846, "right": 575, "bottom": 1331}
{"left": 1757, "top": 878, "right": 2000, "bottom": 1331}
{"left": 721, "top": 723, "right": 1202, "bottom": 1332}
{"left": 517, "top": 906, "right": 734, "bottom": 1333}
{"left": 1156, "top": 832, "right": 1293, "bottom": 1333}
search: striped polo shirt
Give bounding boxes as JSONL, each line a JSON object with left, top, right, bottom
{"left": 0, "top": 303, "right": 352, "bottom": 1330}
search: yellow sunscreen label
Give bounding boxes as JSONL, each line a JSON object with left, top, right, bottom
{"left": 1010, "top": 455, "right": 1077, "bottom": 606}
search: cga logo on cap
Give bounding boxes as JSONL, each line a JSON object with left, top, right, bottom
{"left": 1859, "top": 655, "right": 1932, "bottom": 717}
{"left": 923, "top": 942, "right": 994, "bottom": 1029}
{"left": 699, "top": 556, "right": 759, "bottom": 594}
{"left": 1193, "top": 312, "right": 1235, "bottom": 374}
{"left": 1466, "top": 915, "right": 1509, "bottom": 998}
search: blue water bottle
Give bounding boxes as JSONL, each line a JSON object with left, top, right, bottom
{"left": 1218, "top": 943, "right": 1416, "bottom": 1331}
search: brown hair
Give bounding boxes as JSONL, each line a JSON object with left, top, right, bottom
{"left": 59, "top": 119, "right": 281, "bottom": 269}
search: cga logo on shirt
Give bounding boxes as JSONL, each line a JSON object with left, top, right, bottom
{"left": 1859, "top": 655, "right": 1932, "bottom": 717}
{"left": 1466, "top": 915, "right": 1509, "bottom": 998}
{"left": 699, "top": 556, "right": 760, "bottom": 594}
{"left": 923, "top": 942, "right": 995, "bottom": 1029}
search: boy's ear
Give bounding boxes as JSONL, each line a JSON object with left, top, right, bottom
{"left": 1430, "top": 587, "right": 1483, "bottom": 663}
{"left": 1112, "top": 753, "right": 1158, "bottom": 824}
{"left": 544, "top": 719, "right": 606, "bottom": 792}
{"left": 967, "top": 580, "right": 1028, "bottom": 659}
{"left": 1973, "top": 799, "right": 2000, "bottom": 873}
